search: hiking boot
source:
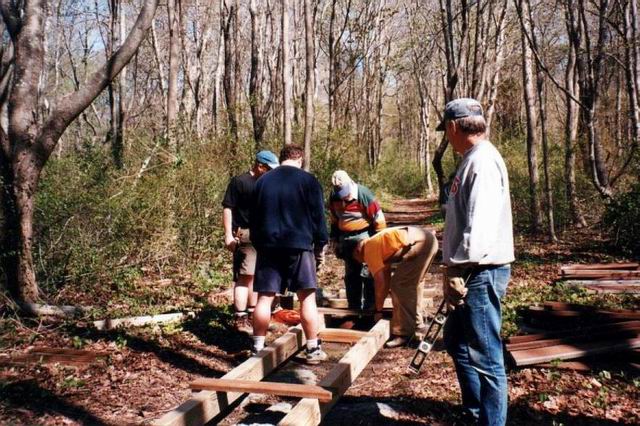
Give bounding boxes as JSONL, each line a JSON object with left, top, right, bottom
{"left": 234, "top": 314, "right": 253, "bottom": 335}
{"left": 384, "top": 335, "right": 409, "bottom": 348}
{"left": 301, "top": 346, "right": 328, "bottom": 365}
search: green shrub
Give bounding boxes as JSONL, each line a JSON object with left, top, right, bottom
{"left": 603, "top": 183, "right": 640, "bottom": 256}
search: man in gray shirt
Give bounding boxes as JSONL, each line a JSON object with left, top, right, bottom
{"left": 438, "top": 98, "right": 514, "bottom": 426}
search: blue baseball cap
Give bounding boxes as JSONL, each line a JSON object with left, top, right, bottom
{"left": 255, "top": 150, "right": 279, "bottom": 169}
{"left": 436, "top": 98, "right": 484, "bottom": 131}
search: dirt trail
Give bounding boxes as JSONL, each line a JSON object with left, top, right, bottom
{"left": 1, "top": 198, "right": 639, "bottom": 425}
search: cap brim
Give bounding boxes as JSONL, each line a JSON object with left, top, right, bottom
{"left": 336, "top": 186, "right": 351, "bottom": 199}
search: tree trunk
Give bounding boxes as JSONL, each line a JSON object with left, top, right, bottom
{"left": 282, "top": 0, "right": 293, "bottom": 145}
{"left": 249, "top": 0, "right": 267, "bottom": 146}
{"left": 115, "top": 4, "right": 127, "bottom": 167}
{"left": 563, "top": 2, "right": 587, "bottom": 227}
{"left": 0, "top": 0, "right": 158, "bottom": 304}
{"left": 0, "top": 149, "right": 39, "bottom": 302}
{"left": 518, "top": 0, "right": 543, "bottom": 233}
{"left": 167, "top": 0, "right": 180, "bottom": 150}
{"left": 222, "top": 0, "right": 238, "bottom": 146}
{"left": 302, "top": 0, "right": 315, "bottom": 170}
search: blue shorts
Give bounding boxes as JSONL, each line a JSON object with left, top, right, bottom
{"left": 254, "top": 248, "right": 317, "bottom": 294}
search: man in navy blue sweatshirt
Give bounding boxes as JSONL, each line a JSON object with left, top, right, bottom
{"left": 250, "top": 144, "right": 329, "bottom": 364}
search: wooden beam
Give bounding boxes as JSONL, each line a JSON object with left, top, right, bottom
{"left": 319, "top": 328, "right": 369, "bottom": 343}
{"left": 506, "top": 326, "right": 640, "bottom": 351}
{"left": 560, "top": 262, "right": 639, "bottom": 272}
{"left": 507, "top": 320, "right": 640, "bottom": 344}
{"left": 93, "top": 312, "right": 191, "bottom": 330}
{"left": 189, "top": 378, "right": 332, "bottom": 403}
{"left": 510, "top": 337, "right": 640, "bottom": 366}
{"left": 278, "top": 320, "right": 390, "bottom": 426}
{"left": 563, "top": 279, "right": 640, "bottom": 286}
{"left": 153, "top": 326, "right": 306, "bottom": 426}
{"left": 560, "top": 270, "right": 640, "bottom": 279}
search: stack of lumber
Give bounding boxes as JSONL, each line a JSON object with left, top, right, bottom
{"left": 559, "top": 262, "right": 640, "bottom": 293}
{"left": 506, "top": 302, "right": 640, "bottom": 370}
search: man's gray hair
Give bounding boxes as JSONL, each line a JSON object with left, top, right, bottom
{"left": 454, "top": 115, "right": 487, "bottom": 135}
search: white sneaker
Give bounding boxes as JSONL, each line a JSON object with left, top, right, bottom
{"left": 302, "top": 346, "right": 328, "bottom": 365}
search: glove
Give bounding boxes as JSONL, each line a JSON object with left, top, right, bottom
{"left": 314, "top": 246, "right": 326, "bottom": 271}
{"left": 442, "top": 265, "right": 468, "bottom": 309}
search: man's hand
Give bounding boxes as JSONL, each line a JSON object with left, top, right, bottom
{"left": 225, "top": 234, "right": 239, "bottom": 252}
{"left": 328, "top": 239, "right": 338, "bottom": 256}
{"left": 442, "top": 265, "right": 468, "bottom": 309}
{"left": 314, "top": 246, "right": 326, "bottom": 272}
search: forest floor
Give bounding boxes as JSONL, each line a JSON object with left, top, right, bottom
{"left": 1, "top": 198, "right": 639, "bottom": 425}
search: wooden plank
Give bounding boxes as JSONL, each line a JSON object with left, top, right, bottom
{"left": 93, "top": 312, "right": 190, "bottom": 330}
{"left": 153, "top": 326, "right": 306, "bottom": 426}
{"left": 564, "top": 279, "right": 640, "bottom": 286}
{"left": 189, "top": 379, "right": 332, "bottom": 403}
{"left": 584, "top": 284, "right": 640, "bottom": 294}
{"left": 319, "top": 328, "right": 369, "bottom": 343}
{"left": 541, "top": 302, "right": 639, "bottom": 314}
{"left": 526, "top": 306, "right": 640, "bottom": 322}
{"left": 560, "top": 270, "right": 640, "bottom": 279}
{"left": 560, "top": 262, "right": 639, "bottom": 272}
{"left": 506, "top": 327, "right": 640, "bottom": 351}
{"left": 507, "top": 321, "right": 640, "bottom": 344}
{"left": 278, "top": 320, "right": 390, "bottom": 426}
{"left": 510, "top": 337, "right": 640, "bottom": 366}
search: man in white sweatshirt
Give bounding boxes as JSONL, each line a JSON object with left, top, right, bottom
{"left": 437, "top": 98, "right": 514, "bottom": 426}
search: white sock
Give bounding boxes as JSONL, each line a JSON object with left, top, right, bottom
{"left": 252, "top": 336, "right": 265, "bottom": 351}
{"left": 235, "top": 311, "right": 247, "bottom": 318}
{"left": 306, "top": 339, "right": 319, "bottom": 350}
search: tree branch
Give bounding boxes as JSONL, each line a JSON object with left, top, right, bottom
{"left": 39, "top": 0, "right": 158, "bottom": 157}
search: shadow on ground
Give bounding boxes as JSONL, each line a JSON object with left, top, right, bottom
{"left": 0, "top": 379, "right": 108, "bottom": 425}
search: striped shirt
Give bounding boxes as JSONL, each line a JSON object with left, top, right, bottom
{"left": 329, "top": 184, "right": 386, "bottom": 238}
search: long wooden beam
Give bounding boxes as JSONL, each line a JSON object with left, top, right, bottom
{"left": 318, "top": 328, "right": 369, "bottom": 343}
{"left": 189, "top": 378, "right": 333, "bottom": 403}
{"left": 278, "top": 320, "right": 390, "bottom": 426}
{"left": 153, "top": 326, "right": 306, "bottom": 426}
{"left": 510, "top": 337, "right": 640, "bottom": 366}
{"left": 507, "top": 320, "right": 640, "bottom": 344}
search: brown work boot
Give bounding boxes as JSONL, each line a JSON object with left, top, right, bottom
{"left": 233, "top": 314, "right": 253, "bottom": 335}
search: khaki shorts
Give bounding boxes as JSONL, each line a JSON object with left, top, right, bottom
{"left": 233, "top": 243, "right": 257, "bottom": 280}
{"left": 232, "top": 228, "right": 256, "bottom": 280}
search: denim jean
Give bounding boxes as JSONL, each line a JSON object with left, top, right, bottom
{"left": 443, "top": 264, "right": 511, "bottom": 426}
{"left": 338, "top": 232, "right": 374, "bottom": 310}
{"left": 344, "top": 255, "right": 375, "bottom": 310}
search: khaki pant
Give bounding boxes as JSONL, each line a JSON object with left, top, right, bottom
{"left": 389, "top": 227, "right": 438, "bottom": 337}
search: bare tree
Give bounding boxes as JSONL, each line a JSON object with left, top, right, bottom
{"left": 303, "top": 0, "right": 316, "bottom": 169}
{"left": 249, "top": 0, "right": 274, "bottom": 147}
{"left": 221, "top": 0, "right": 238, "bottom": 145}
{"left": 282, "top": 0, "right": 293, "bottom": 145}
{"left": 517, "top": 0, "right": 543, "bottom": 234}
{"left": 0, "top": 0, "right": 159, "bottom": 303}
{"left": 166, "top": 0, "right": 180, "bottom": 150}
